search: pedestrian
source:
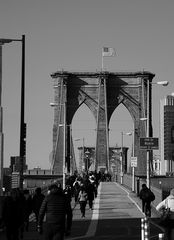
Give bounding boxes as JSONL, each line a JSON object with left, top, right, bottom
{"left": 86, "top": 179, "right": 95, "bottom": 210}
{"left": 32, "top": 187, "right": 45, "bottom": 227}
{"left": 63, "top": 185, "right": 73, "bottom": 236}
{"left": 2, "top": 188, "right": 24, "bottom": 240}
{"left": 23, "top": 189, "right": 33, "bottom": 232}
{"left": 156, "top": 188, "right": 174, "bottom": 240}
{"left": 78, "top": 186, "right": 88, "bottom": 218}
{"left": 139, "top": 183, "right": 155, "bottom": 217}
{"left": 37, "top": 183, "right": 70, "bottom": 240}
{"left": 73, "top": 178, "right": 80, "bottom": 203}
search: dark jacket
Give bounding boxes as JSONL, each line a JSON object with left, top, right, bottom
{"left": 38, "top": 186, "right": 67, "bottom": 227}
{"left": 32, "top": 190, "right": 45, "bottom": 214}
{"left": 86, "top": 182, "right": 95, "bottom": 200}
{"left": 139, "top": 185, "right": 155, "bottom": 202}
{"left": 2, "top": 190, "right": 24, "bottom": 228}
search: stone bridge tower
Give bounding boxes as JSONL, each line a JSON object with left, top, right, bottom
{"left": 50, "top": 71, "right": 155, "bottom": 177}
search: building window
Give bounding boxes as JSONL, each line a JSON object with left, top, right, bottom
{"left": 171, "top": 126, "right": 174, "bottom": 143}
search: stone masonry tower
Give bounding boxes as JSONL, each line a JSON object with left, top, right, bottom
{"left": 50, "top": 71, "right": 155, "bottom": 177}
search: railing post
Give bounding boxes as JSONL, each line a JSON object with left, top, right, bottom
{"left": 141, "top": 218, "right": 145, "bottom": 240}
{"left": 144, "top": 217, "right": 150, "bottom": 240}
{"left": 158, "top": 233, "right": 165, "bottom": 240}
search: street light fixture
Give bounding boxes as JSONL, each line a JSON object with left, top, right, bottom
{"left": 50, "top": 102, "right": 58, "bottom": 107}
{"left": 153, "top": 81, "right": 169, "bottom": 86}
{"left": 0, "top": 35, "right": 26, "bottom": 191}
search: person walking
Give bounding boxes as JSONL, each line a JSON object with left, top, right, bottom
{"left": 23, "top": 189, "right": 33, "bottom": 232}
{"left": 156, "top": 188, "right": 174, "bottom": 240}
{"left": 37, "top": 183, "right": 70, "bottom": 240}
{"left": 2, "top": 188, "right": 24, "bottom": 240}
{"left": 78, "top": 186, "right": 88, "bottom": 218}
{"left": 73, "top": 178, "right": 80, "bottom": 203}
{"left": 63, "top": 185, "right": 73, "bottom": 236}
{"left": 86, "top": 179, "right": 95, "bottom": 210}
{"left": 139, "top": 183, "right": 155, "bottom": 217}
{"left": 32, "top": 187, "right": 45, "bottom": 227}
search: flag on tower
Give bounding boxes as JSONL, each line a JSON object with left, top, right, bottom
{"left": 102, "top": 47, "right": 116, "bottom": 57}
{"left": 101, "top": 47, "right": 116, "bottom": 71}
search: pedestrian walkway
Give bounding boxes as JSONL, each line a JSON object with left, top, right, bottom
{"left": 0, "top": 182, "right": 161, "bottom": 240}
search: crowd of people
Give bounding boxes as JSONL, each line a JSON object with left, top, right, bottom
{"left": 2, "top": 186, "right": 45, "bottom": 240}
{"left": 37, "top": 170, "right": 102, "bottom": 240}
{"left": 2, "top": 171, "right": 174, "bottom": 240}
{"left": 1, "top": 170, "right": 102, "bottom": 240}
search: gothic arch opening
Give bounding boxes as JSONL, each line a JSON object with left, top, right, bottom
{"left": 72, "top": 103, "right": 96, "bottom": 171}
{"left": 109, "top": 104, "right": 134, "bottom": 173}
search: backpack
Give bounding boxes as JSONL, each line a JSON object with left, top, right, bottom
{"left": 149, "top": 190, "right": 155, "bottom": 201}
{"left": 141, "top": 189, "right": 155, "bottom": 201}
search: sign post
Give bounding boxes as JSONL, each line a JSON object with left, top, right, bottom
{"left": 140, "top": 137, "right": 159, "bottom": 189}
{"left": 140, "top": 137, "right": 159, "bottom": 150}
{"left": 131, "top": 157, "right": 137, "bottom": 192}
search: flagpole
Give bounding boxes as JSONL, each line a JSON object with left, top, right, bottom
{"left": 102, "top": 48, "right": 104, "bottom": 71}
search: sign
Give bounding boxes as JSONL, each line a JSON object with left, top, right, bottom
{"left": 131, "top": 157, "right": 137, "bottom": 167}
{"left": 140, "top": 137, "right": 159, "bottom": 150}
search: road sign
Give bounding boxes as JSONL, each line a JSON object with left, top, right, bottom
{"left": 131, "top": 157, "right": 137, "bottom": 167}
{"left": 140, "top": 137, "right": 159, "bottom": 150}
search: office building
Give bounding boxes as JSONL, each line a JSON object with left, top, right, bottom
{"left": 160, "top": 94, "right": 174, "bottom": 175}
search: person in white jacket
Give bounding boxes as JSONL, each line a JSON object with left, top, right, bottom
{"left": 78, "top": 186, "right": 88, "bottom": 218}
{"left": 156, "top": 188, "right": 174, "bottom": 240}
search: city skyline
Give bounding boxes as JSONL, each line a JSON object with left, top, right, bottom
{"left": 0, "top": 0, "right": 173, "bottom": 169}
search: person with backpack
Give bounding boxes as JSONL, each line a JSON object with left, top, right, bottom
{"left": 139, "top": 183, "right": 155, "bottom": 217}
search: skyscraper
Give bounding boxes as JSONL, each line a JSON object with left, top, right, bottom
{"left": 160, "top": 94, "right": 174, "bottom": 175}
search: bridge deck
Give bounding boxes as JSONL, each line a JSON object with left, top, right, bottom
{"left": 0, "top": 182, "right": 163, "bottom": 240}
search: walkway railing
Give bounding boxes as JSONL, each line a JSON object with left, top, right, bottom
{"left": 141, "top": 217, "right": 165, "bottom": 240}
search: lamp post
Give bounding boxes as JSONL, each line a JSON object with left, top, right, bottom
{"left": 59, "top": 122, "right": 66, "bottom": 190}
{"left": 85, "top": 149, "right": 90, "bottom": 171}
{"left": 50, "top": 102, "right": 66, "bottom": 189}
{"left": 120, "top": 131, "right": 133, "bottom": 185}
{"left": 123, "top": 131, "right": 135, "bottom": 192}
{"left": 0, "top": 35, "right": 26, "bottom": 191}
{"left": 141, "top": 80, "right": 169, "bottom": 188}
{"left": 74, "top": 138, "right": 85, "bottom": 171}
{"left": 0, "top": 39, "right": 12, "bottom": 195}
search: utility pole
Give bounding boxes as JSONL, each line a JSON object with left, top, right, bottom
{"left": 0, "top": 39, "right": 14, "bottom": 195}
{"left": 19, "top": 35, "right": 26, "bottom": 190}
{"left": 0, "top": 35, "right": 26, "bottom": 191}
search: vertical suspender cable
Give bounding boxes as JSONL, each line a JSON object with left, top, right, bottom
{"left": 95, "top": 77, "right": 101, "bottom": 171}
{"left": 104, "top": 77, "right": 109, "bottom": 172}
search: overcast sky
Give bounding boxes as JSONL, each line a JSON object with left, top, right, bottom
{"left": 0, "top": 0, "right": 173, "bottom": 169}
